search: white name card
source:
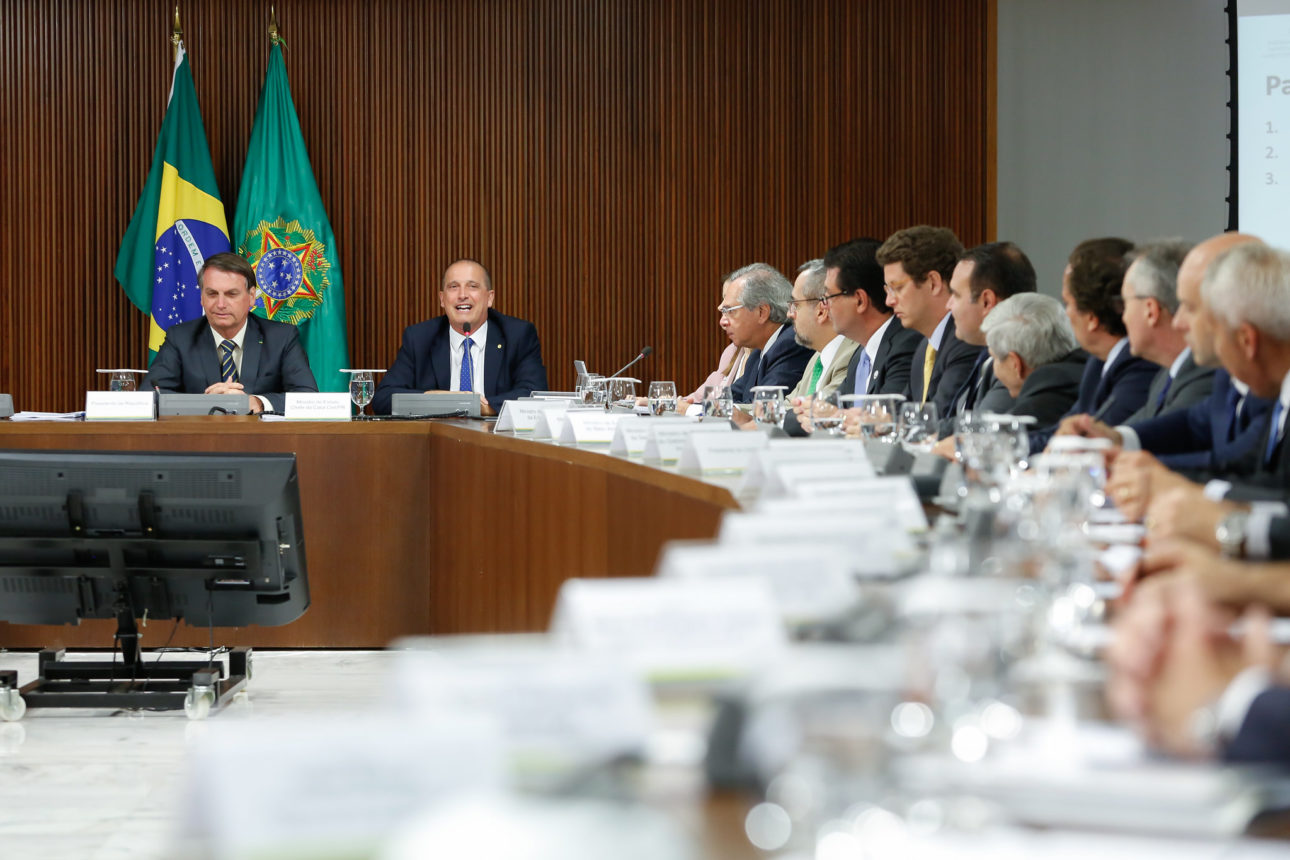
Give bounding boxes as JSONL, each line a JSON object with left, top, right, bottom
{"left": 609, "top": 415, "right": 656, "bottom": 456}
{"left": 392, "top": 645, "right": 652, "bottom": 777}
{"left": 284, "top": 392, "right": 352, "bottom": 420}
{"left": 496, "top": 398, "right": 577, "bottom": 432}
{"left": 642, "top": 420, "right": 732, "bottom": 464}
{"left": 678, "top": 430, "right": 769, "bottom": 473}
{"left": 559, "top": 410, "right": 626, "bottom": 445}
{"left": 766, "top": 460, "right": 878, "bottom": 496}
{"left": 550, "top": 577, "right": 787, "bottom": 682}
{"left": 85, "top": 390, "right": 155, "bottom": 421}
{"left": 531, "top": 402, "right": 578, "bottom": 439}
{"left": 184, "top": 714, "right": 504, "bottom": 860}
{"left": 656, "top": 542, "right": 862, "bottom": 626}
{"left": 789, "top": 476, "right": 930, "bottom": 532}
{"left": 738, "top": 439, "right": 873, "bottom": 496}
{"left": 717, "top": 508, "right": 916, "bottom": 578}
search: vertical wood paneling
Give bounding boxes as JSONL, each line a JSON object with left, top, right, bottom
{"left": 0, "top": 0, "right": 992, "bottom": 411}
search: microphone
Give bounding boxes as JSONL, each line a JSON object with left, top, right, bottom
{"left": 462, "top": 321, "right": 472, "bottom": 337}
{"left": 608, "top": 345, "right": 653, "bottom": 379}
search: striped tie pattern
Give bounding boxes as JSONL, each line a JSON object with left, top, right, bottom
{"left": 219, "top": 339, "right": 238, "bottom": 383}
{"left": 459, "top": 336, "right": 475, "bottom": 392}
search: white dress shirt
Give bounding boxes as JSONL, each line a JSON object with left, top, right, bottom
{"left": 860, "top": 315, "right": 896, "bottom": 392}
{"left": 208, "top": 320, "right": 269, "bottom": 412}
{"left": 448, "top": 320, "right": 488, "bottom": 394}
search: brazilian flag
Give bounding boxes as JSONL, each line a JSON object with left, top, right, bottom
{"left": 233, "top": 43, "right": 350, "bottom": 393}
{"left": 114, "top": 43, "right": 230, "bottom": 358}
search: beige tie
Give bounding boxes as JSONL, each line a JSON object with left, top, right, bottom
{"left": 921, "top": 345, "right": 937, "bottom": 404}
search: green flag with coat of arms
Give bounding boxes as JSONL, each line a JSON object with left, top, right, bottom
{"left": 233, "top": 42, "right": 349, "bottom": 392}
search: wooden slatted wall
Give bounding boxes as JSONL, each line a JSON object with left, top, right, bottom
{"left": 0, "top": 0, "right": 993, "bottom": 411}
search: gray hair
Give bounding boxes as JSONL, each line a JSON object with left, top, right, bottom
{"left": 730, "top": 262, "right": 793, "bottom": 324}
{"left": 981, "top": 293, "right": 1079, "bottom": 367}
{"left": 1125, "top": 239, "right": 1192, "bottom": 314}
{"left": 796, "top": 259, "right": 827, "bottom": 301}
{"left": 1203, "top": 243, "right": 1290, "bottom": 341}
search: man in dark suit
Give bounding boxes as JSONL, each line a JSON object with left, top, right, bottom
{"left": 1117, "top": 241, "right": 1214, "bottom": 424}
{"left": 143, "top": 252, "right": 318, "bottom": 413}
{"left": 722, "top": 263, "right": 813, "bottom": 403}
{"left": 1029, "top": 237, "right": 1159, "bottom": 452}
{"left": 876, "top": 226, "right": 984, "bottom": 416}
{"left": 783, "top": 238, "right": 919, "bottom": 436}
{"left": 937, "top": 241, "right": 1039, "bottom": 436}
{"left": 1057, "top": 232, "right": 1270, "bottom": 472}
{"left": 978, "top": 293, "right": 1089, "bottom": 428}
{"left": 373, "top": 259, "right": 547, "bottom": 415}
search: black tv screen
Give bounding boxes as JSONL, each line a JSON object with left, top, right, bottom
{"left": 0, "top": 450, "right": 309, "bottom": 628}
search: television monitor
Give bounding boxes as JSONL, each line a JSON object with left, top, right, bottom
{"left": 0, "top": 449, "right": 309, "bottom": 635}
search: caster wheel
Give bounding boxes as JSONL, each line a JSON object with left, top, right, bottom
{"left": 184, "top": 687, "right": 215, "bottom": 721}
{"left": 0, "top": 689, "right": 26, "bottom": 722}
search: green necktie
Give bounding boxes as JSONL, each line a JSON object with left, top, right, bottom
{"left": 807, "top": 355, "right": 824, "bottom": 395}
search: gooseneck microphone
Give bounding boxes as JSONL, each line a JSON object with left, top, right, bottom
{"left": 608, "top": 345, "right": 653, "bottom": 378}
{"left": 462, "top": 321, "right": 472, "bottom": 337}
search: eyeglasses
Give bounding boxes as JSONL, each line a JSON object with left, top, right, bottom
{"left": 718, "top": 304, "right": 745, "bottom": 317}
{"left": 787, "top": 298, "right": 821, "bottom": 310}
{"left": 884, "top": 279, "right": 914, "bottom": 297}
{"left": 819, "top": 291, "right": 847, "bottom": 306}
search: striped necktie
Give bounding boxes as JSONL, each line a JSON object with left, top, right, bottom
{"left": 459, "top": 336, "right": 475, "bottom": 392}
{"left": 219, "top": 339, "right": 238, "bottom": 383}
{"left": 921, "top": 345, "right": 937, "bottom": 404}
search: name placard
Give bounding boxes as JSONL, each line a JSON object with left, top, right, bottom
{"left": 739, "top": 439, "right": 873, "bottom": 496}
{"left": 391, "top": 645, "right": 652, "bottom": 777}
{"left": 85, "top": 391, "right": 155, "bottom": 421}
{"left": 656, "top": 542, "right": 861, "bottom": 626}
{"left": 496, "top": 398, "right": 577, "bottom": 432}
{"left": 642, "top": 420, "right": 731, "bottom": 464}
{"left": 532, "top": 402, "right": 578, "bottom": 439}
{"left": 717, "top": 508, "right": 916, "bottom": 578}
{"left": 609, "top": 415, "right": 656, "bottom": 456}
{"left": 559, "top": 410, "right": 626, "bottom": 445}
{"left": 284, "top": 392, "right": 352, "bottom": 420}
{"left": 766, "top": 460, "right": 876, "bottom": 496}
{"left": 789, "top": 476, "right": 929, "bottom": 532}
{"left": 550, "top": 577, "right": 786, "bottom": 682}
{"left": 677, "top": 430, "right": 769, "bottom": 473}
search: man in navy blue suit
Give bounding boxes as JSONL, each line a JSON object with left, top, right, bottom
{"left": 372, "top": 259, "right": 547, "bottom": 415}
{"left": 143, "top": 252, "right": 318, "bottom": 413}
{"left": 1028, "top": 237, "right": 1159, "bottom": 452}
{"left": 722, "top": 263, "right": 814, "bottom": 403}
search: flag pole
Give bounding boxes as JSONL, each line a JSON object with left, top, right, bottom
{"left": 269, "top": 5, "right": 282, "bottom": 47}
{"left": 171, "top": 6, "right": 182, "bottom": 59}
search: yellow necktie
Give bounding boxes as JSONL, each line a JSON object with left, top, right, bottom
{"left": 921, "top": 345, "right": 937, "bottom": 404}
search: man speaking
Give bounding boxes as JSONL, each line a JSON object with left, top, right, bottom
{"left": 373, "top": 259, "right": 548, "bottom": 416}
{"left": 143, "top": 252, "right": 318, "bottom": 413}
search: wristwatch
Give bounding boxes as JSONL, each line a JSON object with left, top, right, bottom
{"left": 1215, "top": 510, "right": 1250, "bottom": 559}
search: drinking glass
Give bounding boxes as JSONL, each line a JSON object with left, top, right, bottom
{"left": 702, "top": 384, "right": 733, "bottom": 420}
{"left": 349, "top": 370, "right": 374, "bottom": 418}
{"left": 810, "top": 390, "right": 845, "bottom": 436}
{"left": 648, "top": 381, "right": 678, "bottom": 416}
{"left": 578, "top": 374, "right": 607, "bottom": 407}
{"left": 840, "top": 393, "right": 905, "bottom": 441}
{"left": 750, "top": 385, "right": 788, "bottom": 428}
{"left": 899, "top": 401, "right": 939, "bottom": 454}
{"left": 605, "top": 377, "right": 639, "bottom": 409}
{"left": 110, "top": 371, "right": 137, "bottom": 392}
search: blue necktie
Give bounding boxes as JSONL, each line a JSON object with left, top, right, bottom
{"left": 1153, "top": 372, "right": 1173, "bottom": 413}
{"left": 459, "top": 337, "right": 475, "bottom": 392}
{"left": 1266, "top": 399, "right": 1284, "bottom": 465}
{"left": 219, "top": 339, "right": 238, "bottom": 383}
{"left": 854, "top": 350, "right": 872, "bottom": 395}
{"left": 1224, "top": 385, "right": 1243, "bottom": 441}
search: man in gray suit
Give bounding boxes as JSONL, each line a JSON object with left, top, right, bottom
{"left": 1119, "top": 241, "right": 1215, "bottom": 423}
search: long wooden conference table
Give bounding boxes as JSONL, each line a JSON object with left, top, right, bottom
{"left": 0, "top": 417, "right": 739, "bottom": 649}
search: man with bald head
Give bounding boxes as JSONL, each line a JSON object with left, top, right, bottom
{"left": 1061, "top": 232, "right": 1272, "bottom": 470}
{"left": 372, "top": 258, "right": 548, "bottom": 415}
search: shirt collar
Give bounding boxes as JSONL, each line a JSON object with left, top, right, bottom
{"left": 210, "top": 318, "right": 249, "bottom": 349}
{"left": 1101, "top": 337, "right": 1128, "bottom": 378}
{"left": 865, "top": 315, "right": 895, "bottom": 363}
{"left": 759, "top": 323, "right": 783, "bottom": 357}
{"left": 928, "top": 312, "right": 951, "bottom": 351}
{"left": 1168, "top": 346, "right": 1191, "bottom": 379}
{"left": 449, "top": 320, "right": 489, "bottom": 350}
{"left": 818, "top": 334, "right": 847, "bottom": 370}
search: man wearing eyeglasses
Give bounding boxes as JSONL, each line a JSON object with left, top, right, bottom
{"left": 784, "top": 259, "right": 859, "bottom": 401}
{"left": 722, "top": 263, "right": 814, "bottom": 403}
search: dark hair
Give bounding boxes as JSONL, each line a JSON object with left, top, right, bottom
{"left": 198, "top": 252, "right": 257, "bottom": 291}
{"left": 960, "top": 241, "right": 1036, "bottom": 302}
{"left": 442, "top": 258, "right": 493, "bottom": 291}
{"left": 1067, "top": 237, "right": 1134, "bottom": 336}
{"left": 822, "top": 237, "right": 889, "bottom": 314}
{"left": 875, "top": 225, "right": 964, "bottom": 283}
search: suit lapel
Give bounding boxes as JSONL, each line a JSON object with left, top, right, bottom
{"left": 430, "top": 319, "right": 453, "bottom": 390}
{"left": 867, "top": 327, "right": 892, "bottom": 394}
{"left": 908, "top": 340, "right": 928, "bottom": 400}
{"left": 484, "top": 316, "right": 504, "bottom": 396}
{"left": 1142, "top": 367, "right": 1170, "bottom": 418}
{"left": 195, "top": 319, "right": 223, "bottom": 386}
{"left": 241, "top": 316, "right": 264, "bottom": 385}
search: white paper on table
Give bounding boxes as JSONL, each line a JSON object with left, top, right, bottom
{"left": 495, "top": 399, "right": 550, "bottom": 432}
{"left": 284, "top": 392, "right": 351, "bottom": 420}
{"left": 84, "top": 391, "right": 155, "bottom": 421}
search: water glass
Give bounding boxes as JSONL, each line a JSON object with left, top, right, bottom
{"left": 109, "top": 371, "right": 137, "bottom": 392}
{"left": 750, "top": 385, "right": 788, "bottom": 427}
{"left": 810, "top": 390, "right": 845, "bottom": 435}
{"left": 702, "top": 384, "right": 733, "bottom": 419}
{"left": 349, "top": 370, "right": 374, "bottom": 418}
{"left": 648, "top": 381, "right": 678, "bottom": 416}
{"left": 899, "top": 401, "right": 939, "bottom": 453}
{"left": 578, "top": 374, "right": 607, "bottom": 407}
{"left": 840, "top": 393, "right": 905, "bottom": 441}
{"left": 605, "top": 377, "right": 639, "bottom": 409}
